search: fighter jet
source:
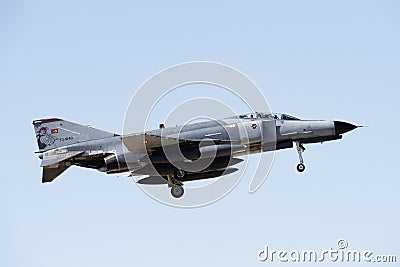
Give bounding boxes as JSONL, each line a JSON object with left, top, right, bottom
{"left": 33, "top": 113, "right": 359, "bottom": 198}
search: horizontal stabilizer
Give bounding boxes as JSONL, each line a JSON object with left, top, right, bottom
{"left": 42, "top": 162, "right": 71, "bottom": 183}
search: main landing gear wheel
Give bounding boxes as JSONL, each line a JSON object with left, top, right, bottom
{"left": 295, "top": 141, "right": 306, "bottom": 173}
{"left": 296, "top": 163, "right": 305, "bottom": 172}
{"left": 167, "top": 170, "right": 185, "bottom": 198}
{"left": 171, "top": 185, "right": 184, "bottom": 198}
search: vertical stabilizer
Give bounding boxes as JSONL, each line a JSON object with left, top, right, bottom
{"left": 32, "top": 118, "right": 117, "bottom": 152}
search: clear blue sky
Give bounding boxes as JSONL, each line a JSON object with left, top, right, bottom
{"left": 1, "top": 0, "right": 399, "bottom": 266}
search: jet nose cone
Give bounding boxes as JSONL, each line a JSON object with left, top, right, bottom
{"left": 334, "top": 121, "right": 358, "bottom": 135}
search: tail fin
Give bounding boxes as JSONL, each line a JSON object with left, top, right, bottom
{"left": 32, "top": 118, "right": 117, "bottom": 152}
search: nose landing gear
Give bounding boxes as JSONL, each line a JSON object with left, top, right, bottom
{"left": 295, "top": 141, "right": 306, "bottom": 172}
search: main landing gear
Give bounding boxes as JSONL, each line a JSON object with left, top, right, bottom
{"left": 167, "top": 169, "right": 186, "bottom": 198}
{"left": 170, "top": 185, "right": 184, "bottom": 198}
{"left": 295, "top": 141, "right": 306, "bottom": 172}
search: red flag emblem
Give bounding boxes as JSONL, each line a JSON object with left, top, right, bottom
{"left": 51, "top": 128, "right": 58, "bottom": 134}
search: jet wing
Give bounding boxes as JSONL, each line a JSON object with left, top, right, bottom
{"left": 122, "top": 133, "right": 185, "bottom": 153}
{"left": 122, "top": 133, "right": 241, "bottom": 154}
{"left": 137, "top": 176, "right": 168, "bottom": 185}
{"left": 136, "top": 167, "right": 238, "bottom": 184}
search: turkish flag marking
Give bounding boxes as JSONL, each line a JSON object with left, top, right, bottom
{"left": 51, "top": 128, "right": 58, "bottom": 134}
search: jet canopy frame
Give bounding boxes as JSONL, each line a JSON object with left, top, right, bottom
{"left": 238, "top": 112, "right": 300, "bottom": 120}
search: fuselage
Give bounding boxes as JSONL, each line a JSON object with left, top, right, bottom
{"left": 55, "top": 112, "right": 356, "bottom": 176}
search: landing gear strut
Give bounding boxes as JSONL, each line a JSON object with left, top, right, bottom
{"left": 167, "top": 169, "right": 186, "bottom": 198}
{"left": 295, "top": 141, "right": 306, "bottom": 172}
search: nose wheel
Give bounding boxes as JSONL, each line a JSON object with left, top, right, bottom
{"left": 295, "top": 142, "right": 306, "bottom": 172}
{"left": 296, "top": 163, "right": 305, "bottom": 172}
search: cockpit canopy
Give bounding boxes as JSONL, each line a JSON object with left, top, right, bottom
{"left": 238, "top": 112, "right": 300, "bottom": 120}
{"left": 280, "top": 113, "right": 300, "bottom": 120}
